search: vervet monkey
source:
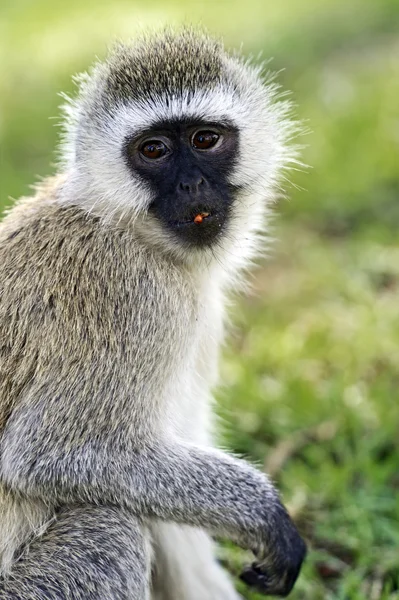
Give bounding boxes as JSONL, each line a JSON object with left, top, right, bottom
{"left": 0, "top": 28, "right": 306, "bottom": 599}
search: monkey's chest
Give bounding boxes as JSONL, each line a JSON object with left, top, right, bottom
{"left": 160, "top": 295, "right": 223, "bottom": 444}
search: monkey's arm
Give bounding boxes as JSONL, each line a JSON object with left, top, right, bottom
{"left": 1, "top": 414, "right": 305, "bottom": 597}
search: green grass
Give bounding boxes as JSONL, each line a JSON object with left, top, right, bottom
{"left": 1, "top": 0, "right": 399, "bottom": 597}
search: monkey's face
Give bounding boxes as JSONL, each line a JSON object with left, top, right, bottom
{"left": 123, "top": 120, "right": 239, "bottom": 248}
{"left": 62, "top": 30, "right": 299, "bottom": 266}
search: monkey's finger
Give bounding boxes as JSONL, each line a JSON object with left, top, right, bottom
{"left": 240, "top": 563, "right": 272, "bottom": 594}
{"left": 240, "top": 562, "right": 292, "bottom": 597}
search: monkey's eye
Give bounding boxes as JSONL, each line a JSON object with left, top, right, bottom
{"left": 192, "top": 131, "right": 220, "bottom": 150}
{"left": 140, "top": 140, "right": 168, "bottom": 160}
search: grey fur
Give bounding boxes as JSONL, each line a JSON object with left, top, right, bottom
{"left": 0, "top": 28, "right": 306, "bottom": 599}
{"left": 0, "top": 505, "right": 151, "bottom": 599}
{"left": 102, "top": 29, "right": 223, "bottom": 106}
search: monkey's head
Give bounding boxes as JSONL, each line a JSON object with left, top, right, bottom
{"left": 60, "top": 28, "right": 300, "bottom": 266}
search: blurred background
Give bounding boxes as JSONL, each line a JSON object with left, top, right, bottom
{"left": 1, "top": 0, "right": 399, "bottom": 598}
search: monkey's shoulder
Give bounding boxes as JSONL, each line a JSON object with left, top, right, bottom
{"left": 0, "top": 183, "right": 180, "bottom": 293}
{"left": 0, "top": 182, "right": 198, "bottom": 347}
{"left": 0, "top": 179, "right": 99, "bottom": 267}
{"left": 0, "top": 183, "right": 199, "bottom": 429}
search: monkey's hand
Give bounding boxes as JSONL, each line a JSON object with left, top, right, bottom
{"left": 240, "top": 504, "right": 306, "bottom": 597}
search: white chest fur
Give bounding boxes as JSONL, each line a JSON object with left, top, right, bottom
{"left": 164, "top": 270, "right": 225, "bottom": 445}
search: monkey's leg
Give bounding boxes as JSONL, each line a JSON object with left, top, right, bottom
{"left": 151, "top": 523, "right": 242, "bottom": 600}
{"left": 0, "top": 504, "right": 151, "bottom": 600}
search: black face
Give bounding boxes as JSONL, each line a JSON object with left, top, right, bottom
{"left": 123, "top": 119, "right": 239, "bottom": 247}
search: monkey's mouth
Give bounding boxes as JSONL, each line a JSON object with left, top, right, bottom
{"left": 168, "top": 208, "right": 226, "bottom": 247}
{"left": 172, "top": 211, "right": 211, "bottom": 226}
{"left": 150, "top": 195, "right": 230, "bottom": 248}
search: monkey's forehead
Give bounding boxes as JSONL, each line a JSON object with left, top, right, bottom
{"left": 99, "top": 31, "right": 227, "bottom": 107}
